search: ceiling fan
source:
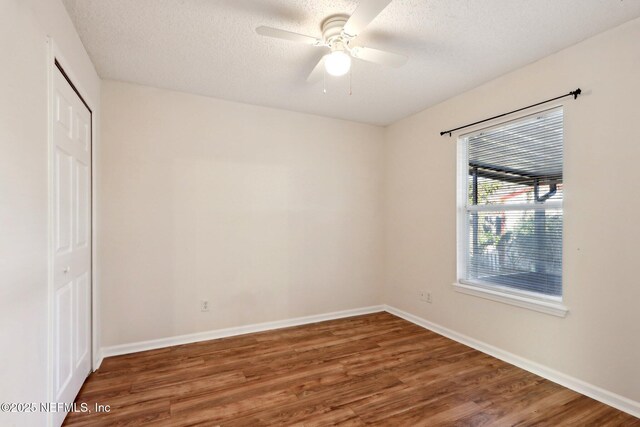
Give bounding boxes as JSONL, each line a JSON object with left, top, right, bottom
{"left": 255, "top": 0, "right": 407, "bottom": 82}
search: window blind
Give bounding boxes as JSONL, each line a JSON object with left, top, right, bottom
{"left": 463, "top": 108, "right": 563, "bottom": 297}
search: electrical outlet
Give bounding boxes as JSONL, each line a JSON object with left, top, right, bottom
{"left": 200, "top": 300, "right": 209, "bottom": 312}
{"left": 419, "top": 291, "right": 433, "bottom": 303}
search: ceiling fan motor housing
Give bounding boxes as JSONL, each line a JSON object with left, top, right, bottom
{"left": 322, "top": 15, "right": 349, "bottom": 46}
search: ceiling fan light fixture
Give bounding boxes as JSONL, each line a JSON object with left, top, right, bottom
{"left": 324, "top": 50, "right": 351, "bottom": 76}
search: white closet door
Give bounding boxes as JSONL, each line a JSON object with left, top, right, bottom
{"left": 52, "top": 65, "right": 92, "bottom": 427}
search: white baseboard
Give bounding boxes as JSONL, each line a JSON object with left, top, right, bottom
{"left": 383, "top": 304, "right": 640, "bottom": 419}
{"left": 93, "top": 350, "right": 104, "bottom": 372}
{"left": 100, "top": 305, "right": 385, "bottom": 359}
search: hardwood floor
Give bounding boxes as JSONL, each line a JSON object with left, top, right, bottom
{"left": 65, "top": 312, "right": 639, "bottom": 426}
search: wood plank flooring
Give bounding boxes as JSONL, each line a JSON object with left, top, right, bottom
{"left": 65, "top": 312, "right": 639, "bottom": 426}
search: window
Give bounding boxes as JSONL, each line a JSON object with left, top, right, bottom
{"left": 455, "top": 108, "right": 567, "bottom": 316}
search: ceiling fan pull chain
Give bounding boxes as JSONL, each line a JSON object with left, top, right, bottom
{"left": 349, "top": 67, "right": 353, "bottom": 96}
{"left": 323, "top": 68, "right": 327, "bottom": 94}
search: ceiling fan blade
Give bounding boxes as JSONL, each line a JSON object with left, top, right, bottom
{"left": 343, "top": 0, "right": 392, "bottom": 37}
{"left": 350, "top": 46, "right": 407, "bottom": 68}
{"left": 256, "top": 26, "right": 322, "bottom": 46}
{"left": 307, "top": 56, "right": 326, "bottom": 83}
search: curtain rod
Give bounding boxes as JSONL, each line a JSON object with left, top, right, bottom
{"left": 440, "top": 88, "right": 582, "bottom": 137}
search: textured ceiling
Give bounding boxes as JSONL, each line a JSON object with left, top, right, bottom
{"left": 62, "top": 0, "right": 640, "bottom": 126}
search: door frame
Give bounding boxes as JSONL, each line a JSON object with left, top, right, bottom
{"left": 46, "top": 38, "right": 99, "bottom": 425}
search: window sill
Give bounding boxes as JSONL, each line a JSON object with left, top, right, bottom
{"left": 453, "top": 281, "right": 569, "bottom": 318}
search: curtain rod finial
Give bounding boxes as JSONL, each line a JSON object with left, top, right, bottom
{"left": 572, "top": 88, "right": 582, "bottom": 99}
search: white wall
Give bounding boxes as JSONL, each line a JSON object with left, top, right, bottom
{"left": 384, "top": 17, "right": 640, "bottom": 404}
{"left": 99, "top": 81, "right": 384, "bottom": 347}
{"left": 0, "top": 0, "right": 100, "bottom": 426}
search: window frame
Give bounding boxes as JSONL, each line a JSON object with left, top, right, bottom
{"left": 454, "top": 106, "right": 568, "bottom": 317}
